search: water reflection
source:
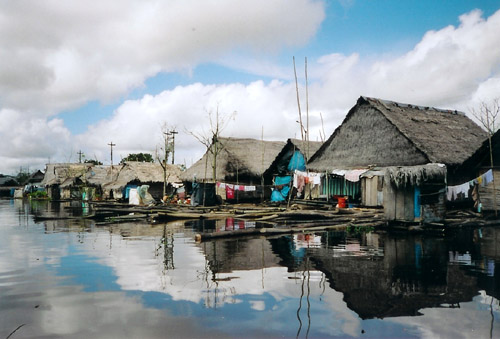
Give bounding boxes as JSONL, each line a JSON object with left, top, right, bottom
{"left": 1, "top": 199, "right": 500, "bottom": 338}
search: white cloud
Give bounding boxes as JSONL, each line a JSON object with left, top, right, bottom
{"left": 75, "top": 81, "right": 306, "bottom": 167}
{"left": 389, "top": 291, "right": 500, "bottom": 339}
{"left": 0, "top": 109, "right": 72, "bottom": 173}
{"left": 0, "top": 0, "right": 324, "bottom": 114}
{"left": 0, "top": 0, "right": 325, "bottom": 173}
{"left": 363, "top": 9, "right": 500, "bottom": 107}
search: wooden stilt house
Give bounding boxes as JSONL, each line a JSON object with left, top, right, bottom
{"left": 307, "top": 96, "right": 487, "bottom": 222}
{"left": 181, "top": 137, "right": 285, "bottom": 203}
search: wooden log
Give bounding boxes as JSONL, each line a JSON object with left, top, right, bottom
{"left": 254, "top": 214, "right": 280, "bottom": 221}
{"left": 195, "top": 222, "right": 354, "bottom": 241}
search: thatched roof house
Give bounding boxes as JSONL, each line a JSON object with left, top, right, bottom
{"left": 42, "top": 162, "right": 181, "bottom": 200}
{"left": 27, "top": 170, "right": 45, "bottom": 184}
{"left": 308, "top": 96, "right": 487, "bottom": 184}
{"left": 181, "top": 137, "right": 285, "bottom": 184}
{"left": 264, "top": 138, "right": 323, "bottom": 178}
{"left": 102, "top": 162, "right": 182, "bottom": 200}
{"left": 0, "top": 175, "right": 19, "bottom": 186}
{"left": 0, "top": 175, "right": 19, "bottom": 197}
{"left": 41, "top": 163, "right": 93, "bottom": 187}
{"left": 41, "top": 163, "right": 94, "bottom": 199}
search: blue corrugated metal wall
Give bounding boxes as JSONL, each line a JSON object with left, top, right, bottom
{"left": 321, "top": 175, "right": 360, "bottom": 198}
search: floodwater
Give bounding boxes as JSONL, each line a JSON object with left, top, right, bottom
{"left": 1, "top": 199, "right": 500, "bottom": 339}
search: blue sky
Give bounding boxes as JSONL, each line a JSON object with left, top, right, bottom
{"left": 1, "top": 0, "right": 500, "bottom": 173}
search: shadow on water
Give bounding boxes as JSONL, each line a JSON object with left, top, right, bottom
{"left": 194, "top": 222, "right": 500, "bottom": 320}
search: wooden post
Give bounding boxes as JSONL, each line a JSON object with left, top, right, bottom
{"left": 305, "top": 57, "right": 310, "bottom": 160}
{"left": 170, "top": 130, "right": 178, "bottom": 164}
{"left": 108, "top": 142, "right": 116, "bottom": 168}
{"left": 293, "top": 56, "right": 304, "bottom": 142}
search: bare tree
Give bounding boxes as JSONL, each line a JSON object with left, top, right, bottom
{"left": 471, "top": 98, "right": 500, "bottom": 135}
{"left": 187, "top": 105, "right": 236, "bottom": 181}
{"left": 156, "top": 122, "right": 173, "bottom": 198}
{"left": 470, "top": 98, "right": 500, "bottom": 215}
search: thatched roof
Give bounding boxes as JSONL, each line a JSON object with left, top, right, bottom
{"left": 42, "top": 162, "right": 181, "bottom": 191}
{"left": 181, "top": 137, "right": 286, "bottom": 182}
{"left": 27, "top": 170, "right": 45, "bottom": 183}
{"left": 288, "top": 138, "right": 323, "bottom": 159}
{"left": 103, "top": 162, "right": 181, "bottom": 191}
{"left": 308, "top": 96, "right": 488, "bottom": 172}
{"left": 84, "top": 165, "right": 119, "bottom": 186}
{"left": 0, "top": 175, "right": 19, "bottom": 186}
{"left": 41, "top": 163, "right": 93, "bottom": 186}
{"left": 263, "top": 138, "right": 323, "bottom": 178}
{"left": 384, "top": 164, "right": 447, "bottom": 188}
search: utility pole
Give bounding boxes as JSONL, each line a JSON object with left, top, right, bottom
{"left": 108, "top": 142, "right": 116, "bottom": 168}
{"left": 77, "top": 150, "right": 84, "bottom": 163}
{"left": 169, "top": 130, "right": 178, "bottom": 164}
{"left": 162, "top": 132, "right": 170, "bottom": 197}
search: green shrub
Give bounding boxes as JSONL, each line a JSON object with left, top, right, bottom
{"left": 28, "top": 191, "right": 49, "bottom": 199}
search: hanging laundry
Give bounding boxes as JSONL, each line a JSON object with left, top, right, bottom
{"left": 226, "top": 185, "right": 235, "bottom": 199}
{"left": 225, "top": 218, "right": 235, "bottom": 230}
{"left": 309, "top": 173, "right": 322, "bottom": 186}
{"left": 345, "top": 169, "right": 369, "bottom": 183}
{"left": 483, "top": 169, "right": 494, "bottom": 186}
{"left": 446, "top": 182, "right": 471, "bottom": 201}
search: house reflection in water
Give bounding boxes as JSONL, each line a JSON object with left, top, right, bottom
{"left": 197, "top": 228, "right": 499, "bottom": 320}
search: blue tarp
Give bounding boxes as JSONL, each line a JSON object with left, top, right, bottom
{"left": 271, "top": 176, "right": 292, "bottom": 202}
{"left": 288, "top": 151, "right": 306, "bottom": 172}
{"left": 275, "top": 176, "right": 292, "bottom": 186}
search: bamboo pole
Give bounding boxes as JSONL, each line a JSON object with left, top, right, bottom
{"left": 293, "top": 56, "right": 304, "bottom": 141}
{"left": 305, "top": 57, "right": 310, "bottom": 160}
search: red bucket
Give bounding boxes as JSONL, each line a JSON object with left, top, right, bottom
{"left": 337, "top": 197, "right": 347, "bottom": 208}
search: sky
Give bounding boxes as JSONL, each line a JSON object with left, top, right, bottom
{"left": 1, "top": 0, "right": 500, "bottom": 175}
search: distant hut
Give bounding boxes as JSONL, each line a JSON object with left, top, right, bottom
{"left": 27, "top": 170, "right": 45, "bottom": 184}
{"left": 0, "top": 175, "right": 19, "bottom": 197}
{"left": 103, "top": 162, "right": 181, "bottom": 201}
{"left": 22, "top": 169, "right": 46, "bottom": 195}
{"left": 308, "top": 96, "right": 487, "bottom": 222}
{"left": 82, "top": 165, "right": 117, "bottom": 200}
{"left": 264, "top": 138, "right": 323, "bottom": 201}
{"left": 181, "top": 137, "right": 285, "bottom": 203}
{"left": 41, "top": 163, "right": 93, "bottom": 200}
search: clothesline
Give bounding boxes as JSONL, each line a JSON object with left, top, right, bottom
{"left": 216, "top": 182, "right": 256, "bottom": 191}
{"left": 447, "top": 169, "right": 494, "bottom": 201}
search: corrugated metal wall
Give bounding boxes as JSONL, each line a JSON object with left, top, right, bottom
{"left": 321, "top": 175, "right": 360, "bottom": 198}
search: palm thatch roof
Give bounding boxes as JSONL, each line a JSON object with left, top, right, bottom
{"left": 263, "top": 138, "right": 323, "bottom": 178}
{"left": 384, "top": 164, "right": 447, "bottom": 188}
{"left": 288, "top": 138, "right": 323, "bottom": 159}
{"left": 84, "top": 165, "right": 119, "bottom": 187}
{"left": 41, "top": 163, "right": 93, "bottom": 186}
{"left": 308, "top": 96, "right": 488, "bottom": 173}
{"left": 181, "top": 137, "right": 286, "bottom": 183}
{"left": 42, "top": 162, "right": 181, "bottom": 192}
{"left": 103, "top": 162, "right": 181, "bottom": 192}
{"left": 0, "top": 175, "right": 19, "bottom": 186}
{"left": 27, "top": 170, "right": 45, "bottom": 183}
